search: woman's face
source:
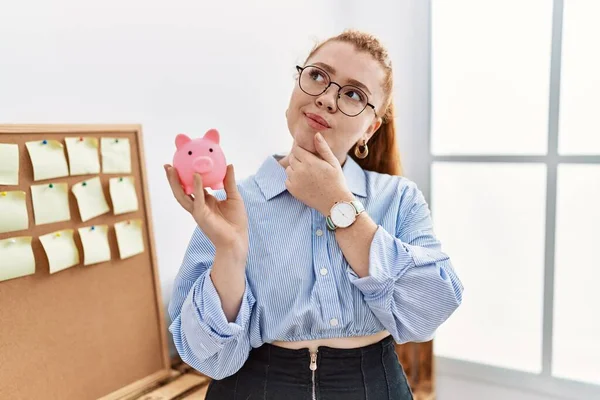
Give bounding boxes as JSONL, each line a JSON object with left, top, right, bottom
{"left": 286, "top": 40, "right": 386, "bottom": 162}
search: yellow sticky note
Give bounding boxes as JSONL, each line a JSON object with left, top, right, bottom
{"left": 109, "top": 176, "right": 138, "bottom": 215}
{"left": 101, "top": 137, "right": 131, "bottom": 174}
{"left": 0, "top": 191, "right": 28, "bottom": 234}
{"left": 65, "top": 137, "right": 100, "bottom": 176}
{"left": 31, "top": 182, "right": 71, "bottom": 225}
{"left": 72, "top": 176, "right": 110, "bottom": 222}
{"left": 114, "top": 219, "right": 144, "bottom": 259}
{"left": 0, "top": 236, "right": 35, "bottom": 282}
{"left": 78, "top": 225, "right": 111, "bottom": 265}
{"left": 39, "top": 229, "right": 79, "bottom": 274}
{"left": 0, "top": 143, "right": 19, "bottom": 185}
{"left": 25, "top": 139, "right": 69, "bottom": 181}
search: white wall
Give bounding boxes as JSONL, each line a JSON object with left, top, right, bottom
{"left": 0, "top": 0, "right": 342, "bottom": 352}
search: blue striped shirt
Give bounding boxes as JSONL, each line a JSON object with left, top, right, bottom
{"left": 168, "top": 154, "right": 464, "bottom": 380}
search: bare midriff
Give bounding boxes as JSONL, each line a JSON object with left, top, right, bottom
{"left": 270, "top": 330, "right": 391, "bottom": 352}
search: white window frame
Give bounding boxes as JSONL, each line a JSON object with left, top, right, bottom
{"left": 426, "top": 1, "right": 600, "bottom": 399}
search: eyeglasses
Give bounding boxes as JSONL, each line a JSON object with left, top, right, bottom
{"left": 296, "top": 65, "right": 377, "bottom": 117}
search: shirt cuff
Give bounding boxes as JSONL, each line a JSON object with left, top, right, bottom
{"left": 347, "top": 225, "right": 439, "bottom": 298}
{"left": 180, "top": 268, "right": 255, "bottom": 356}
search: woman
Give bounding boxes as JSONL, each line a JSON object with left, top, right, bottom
{"left": 165, "top": 30, "right": 463, "bottom": 400}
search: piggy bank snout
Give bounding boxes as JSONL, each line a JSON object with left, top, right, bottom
{"left": 192, "top": 156, "right": 214, "bottom": 174}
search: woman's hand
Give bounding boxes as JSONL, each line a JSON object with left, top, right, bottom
{"left": 284, "top": 132, "right": 354, "bottom": 216}
{"left": 164, "top": 164, "right": 248, "bottom": 255}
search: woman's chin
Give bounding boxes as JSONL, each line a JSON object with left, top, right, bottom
{"left": 293, "top": 137, "right": 315, "bottom": 153}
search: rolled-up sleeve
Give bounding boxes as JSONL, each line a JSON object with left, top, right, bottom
{"left": 168, "top": 227, "right": 256, "bottom": 380}
{"left": 347, "top": 184, "right": 464, "bottom": 343}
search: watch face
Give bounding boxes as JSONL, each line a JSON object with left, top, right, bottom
{"left": 331, "top": 202, "right": 356, "bottom": 228}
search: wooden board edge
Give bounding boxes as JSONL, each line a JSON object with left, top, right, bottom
{"left": 0, "top": 124, "right": 143, "bottom": 134}
{"left": 432, "top": 342, "right": 436, "bottom": 392}
{"left": 134, "top": 125, "right": 172, "bottom": 370}
{"left": 97, "top": 369, "right": 177, "bottom": 400}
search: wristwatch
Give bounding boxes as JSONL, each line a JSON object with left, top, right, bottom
{"left": 326, "top": 200, "right": 365, "bottom": 231}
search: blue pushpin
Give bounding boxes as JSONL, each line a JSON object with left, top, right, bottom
{"left": 42, "top": 140, "right": 48, "bottom": 145}
{"left": 91, "top": 226, "right": 95, "bottom": 231}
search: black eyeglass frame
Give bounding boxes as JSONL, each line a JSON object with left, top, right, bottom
{"left": 295, "top": 65, "right": 378, "bottom": 118}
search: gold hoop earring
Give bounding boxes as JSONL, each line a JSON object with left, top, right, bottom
{"left": 354, "top": 141, "right": 369, "bottom": 159}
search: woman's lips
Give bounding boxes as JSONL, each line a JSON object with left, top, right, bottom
{"left": 304, "top": 113, "right": 330, "bottom": 130}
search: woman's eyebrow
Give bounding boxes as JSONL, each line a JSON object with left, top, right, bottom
{"left": 313, "top": 62, "right": 372, "bottom": 96}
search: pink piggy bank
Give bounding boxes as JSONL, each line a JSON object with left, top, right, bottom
{"left": 173, "top": 129, "right": 227, "bottom": 194}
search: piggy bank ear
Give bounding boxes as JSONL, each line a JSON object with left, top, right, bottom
{"left": 175, "top": 134, "right": 191, "bottom": 150}
{"left": 203, "top": 129, "right": 220, "bottom": 144}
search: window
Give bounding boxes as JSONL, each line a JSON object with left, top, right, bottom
{"left": 429, "top": 1, "right": 600, "bottom": 398}
{"left": 431, "top": 162, "right": 547, "bottom": 373}
{"left": 553, "top": 164, "right": 600, "bottom": 385}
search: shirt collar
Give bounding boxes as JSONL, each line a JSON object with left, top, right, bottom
{"left": 254, "top": 153, "right": 367, "bottom": 201}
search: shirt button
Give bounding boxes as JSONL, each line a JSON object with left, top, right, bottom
{"left": 320, "top": 268, "right": 328, "bottom": 276}
{"left": 330, "top": 318, "right": 338, "bottom": 327}
{"left": 316, "top": 229, "right": 324, "bottom": 237}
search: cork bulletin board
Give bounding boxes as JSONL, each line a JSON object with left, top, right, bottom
{"left": 0, "top": 125, "right": 171, "bottom": 400}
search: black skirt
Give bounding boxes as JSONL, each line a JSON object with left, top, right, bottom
{"left": 205, "top": 335, "right": 414, "bottom": 399}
